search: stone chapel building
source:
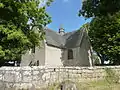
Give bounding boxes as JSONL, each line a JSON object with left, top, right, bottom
{"left": 21, "top": 27, "right": 93, "bottom": 67}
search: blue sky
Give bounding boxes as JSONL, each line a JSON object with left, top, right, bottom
{"left": 46, "top": 0, "right": 91, "bottom": 32}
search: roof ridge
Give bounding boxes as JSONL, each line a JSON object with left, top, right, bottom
{"left": 63, "top": 29, "right": 82, "bottom": 36}
{"left": 45, "top": 28, "right": 62, "bottom": 36}
{"left": 45, "top": 27, "right": 88, "bottom": 48}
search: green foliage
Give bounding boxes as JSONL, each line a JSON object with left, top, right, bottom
{"left": 89, "top": 13, "right": 120, "bottom": 64}
{"left": 79, "top": 0, "right": 120, "bottom": 64}
{"left": 79, "top": 0, "right": 120, "bottom": 18}
{"left": 0, "top": 24, "right": 29, "bottom": 60}
{"left": 105, "top": 68, "right": 119, "bottom": 84}
{"left": 0, "top": 0, "right": 52, "bottom": 62}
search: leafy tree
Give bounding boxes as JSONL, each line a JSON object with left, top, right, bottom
{"left": 0, "top": 0, "right": 53, "bottom": 65}
{"left": 89, "top": 14, "right": 120, "bottom": 64}
{"left": 79, "top": 0, "right": 120, "bottom": 65}
{"left": 79, "top": 0, "right": 120, "bottom": 18}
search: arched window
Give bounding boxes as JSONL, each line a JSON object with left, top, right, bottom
{"left": 68, "top": 49, "right": 73, "bottom": 59}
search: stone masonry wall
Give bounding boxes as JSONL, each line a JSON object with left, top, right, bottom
{"left": 0, "top": 66, "right": 120, "bottom": 89}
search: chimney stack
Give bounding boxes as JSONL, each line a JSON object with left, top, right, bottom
{"left": 59, "top": 25, "right": 65, "bottom": 35}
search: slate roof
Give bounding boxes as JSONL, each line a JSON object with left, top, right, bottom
{"left": 45, "top": 27, "right": 86, "bottom": 49}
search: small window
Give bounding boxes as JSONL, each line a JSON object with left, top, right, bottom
{"left": 32, "top": 46, "right": 35, "bottom": 53}
{"left": 68, "top": 49, "right": 73, "bottom": 59}
{"left": 37, "top": 60, "right": 39, "bottom": 66}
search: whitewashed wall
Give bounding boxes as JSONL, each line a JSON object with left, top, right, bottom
{"left": 21, "top": 51, "right": 33, "bottom": 66}
{"left": 35, "top": 46, "right": 45, "bottom": 66}
{"left": 21, "top": 42, "right": 45, "bottom": 66}
{"left": 45, "top": 45, "right": 63, "bottom": 67}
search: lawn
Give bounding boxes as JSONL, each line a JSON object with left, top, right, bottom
{"left": 39, "top": 80, "right": 120, "bottom": 90}
{"left": 6, "top": 80, "right": 120, "bottom": 90}
{"left": 76, "top": 80, "right": 120, "bottom": 90}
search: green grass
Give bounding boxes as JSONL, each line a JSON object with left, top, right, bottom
{"left": 13, "top": 80, "right": 120, "bottom": 90}
{"left": 76, "top": 80, "right": 120, "bottom": 90}
{"left": 38, "top": 80, "right": 120, "bottom": 90}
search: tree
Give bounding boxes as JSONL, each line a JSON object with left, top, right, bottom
{"left": 79, "top": 0, "right": 120, "bottom": 65}
{"left": 0, "top": 0, "right": 53, "bottom": 65}
{"left": 89, "top": 14, "right": 120, "bottom": 64}
{"left": 79, "top": 0, "right": 120, "bottom": 18}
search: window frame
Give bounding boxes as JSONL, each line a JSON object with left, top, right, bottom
{"left": 68, "top": 49, "right": 73, "bottom": 60}
{"left": 37, "top": 60, "right": 39, "bottom": 66}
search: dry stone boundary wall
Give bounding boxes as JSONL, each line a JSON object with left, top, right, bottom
{"left": 0, "top": 66, "right": 120, "bottom": 89}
